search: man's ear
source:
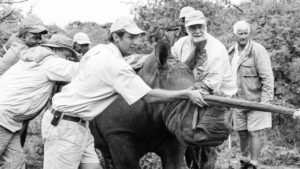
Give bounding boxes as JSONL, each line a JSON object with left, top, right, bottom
{"left": 112, "top": 33, "right": 120, "bottom": 42}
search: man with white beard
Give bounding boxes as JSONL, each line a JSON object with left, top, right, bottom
{"left": 171, "top": 10, "right": 236, "bottom": 168}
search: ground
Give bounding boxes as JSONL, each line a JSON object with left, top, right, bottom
{"left": 24, "top": 113, "right": 300, "bottom": 169}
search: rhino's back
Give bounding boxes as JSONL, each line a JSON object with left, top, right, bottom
{"left": 90, "top": 96, "right": 172, "bottom": 156}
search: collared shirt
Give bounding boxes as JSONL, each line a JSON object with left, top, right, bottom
{"left": 0, "top": 46, "right": 78, "bottom": 132}
{"left": 0, "top": 37, "right": 28, "bottom": 75}
{"left": 52, "top": 43, "right": 152, "bottom": 121}
{"left": 171, "top": 33, "right": 237, "bottom": 96}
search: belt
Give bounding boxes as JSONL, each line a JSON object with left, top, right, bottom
{"left": 51, "top": 109, "right": 86, "bottom": 126}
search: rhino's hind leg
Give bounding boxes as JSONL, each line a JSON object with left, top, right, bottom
{"left": 106, "top": 133, "right": 140, "bottom": 169}
{"left": 156, "top": 137, "right": 186, "bottom": 169}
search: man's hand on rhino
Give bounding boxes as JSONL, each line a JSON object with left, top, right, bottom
{"left": 187, "top": 89, "right": 208, "bottom": 107}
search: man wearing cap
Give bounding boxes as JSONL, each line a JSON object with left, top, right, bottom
{"left": 0, "top": 15, "right": 48, "bottom": 75}
{"left": 171, "top": 10, "right": 236, "bottom": 168}
{"left": 165, "top": 6, "right": 194, "bottom": 46}
{"left": 42, "top": 16, "right": 207, "bottom": 169}
{"left": 0, "top": 34, "right": 78, "bottom": 169}
{"left": 73, "top": 32, "right": 92, "bottom": 57}
{"left": 229, "top": 20, "right": 274, "bottom": 169}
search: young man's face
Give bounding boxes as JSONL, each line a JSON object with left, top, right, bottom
{"left": 73, "top": 42, "right": 89, "bottom": 55}
{"left": 114, "top": 32, "right": 139, "bottom": 56}
{"left": 235, "top": 29, "right": 250, "bottom": 47}
{"left": 23, "top": 32, "right": 43, "bottom": 47}
{"left": 187, "top": 24, "right": 206, "bottom": 43}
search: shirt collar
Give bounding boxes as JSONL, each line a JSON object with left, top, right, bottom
{"left": 107, "top": 43, "right": 123, "bottom": 59}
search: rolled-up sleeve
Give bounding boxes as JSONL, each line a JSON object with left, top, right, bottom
{"left": 113, "top": 68, "right": 151, "bottom": 105}
{"left": 254, "top": 45, "right": 274, "bottom": 103}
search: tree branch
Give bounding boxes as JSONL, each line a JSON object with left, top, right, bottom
{"left": 0, "top": 9, "right": 14, "bottom": 24}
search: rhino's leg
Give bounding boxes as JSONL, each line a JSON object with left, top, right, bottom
{"left": 156, "top": 137, "right": 186, "bottom": 169}
{"left": 186, "top": 147, "right": 217, "bottom": 169}
{"left": 106, "top": 133, "right": 140, "bottom": 169}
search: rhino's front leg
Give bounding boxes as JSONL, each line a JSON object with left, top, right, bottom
{"left": 106, "top": 133, "right": 141, "bottom": 169}
{"left": 157, "top": 137, "right": 186, "bottom": 169}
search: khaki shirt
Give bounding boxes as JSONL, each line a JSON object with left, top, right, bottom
{"left": 52, "top": 43, "right": 152, "bottom": 121}
{"left": 171, "top": 33, "right": 237, "bottom": 96}
{"left": 228, "top": 40, "right": 274, "bottom": 103}
{"left": 0, "top": 46, "right": 78, "bottom": 132}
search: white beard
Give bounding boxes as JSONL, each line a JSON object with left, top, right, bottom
{"left": 186, "top": 26, "right": 207, "bottom": 43}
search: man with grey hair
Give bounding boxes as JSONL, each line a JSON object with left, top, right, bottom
{"left": 228, "top": 20, "right": 274, "bottom": 169}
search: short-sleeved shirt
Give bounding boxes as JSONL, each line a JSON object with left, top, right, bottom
{"left": 171, "top": 33, "right": 237, "bottom": 96}
{"left": 52, "top": 43, "right": 152, "bottom": 121}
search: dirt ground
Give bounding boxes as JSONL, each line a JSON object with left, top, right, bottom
{"left": 23, "top": 115, "right": 300, "bottom": 169}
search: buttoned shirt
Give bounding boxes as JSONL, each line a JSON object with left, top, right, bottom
{"left": 171, "top": 33, "right": 237, "bottom": 96}
{"left": 0, "top": 46, "right": 78, "bottom": 132}
{"left": 52, "top": 43, "right": 152, "bottom": 121}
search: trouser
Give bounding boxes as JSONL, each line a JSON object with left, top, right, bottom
{"left": 42, "top": 109, "right": 100, "bottom": 169}
{"left": 0, "top": 125, "right": 25, "bottom": 169}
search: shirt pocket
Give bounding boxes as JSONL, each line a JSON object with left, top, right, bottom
{"left": 241, "top": 60, "right": 257, "bottom": 77}
{"left": 240, "top": 60, "right": 260, "bottom": 91}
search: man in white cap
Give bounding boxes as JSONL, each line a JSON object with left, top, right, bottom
{"left": 42, "top": 16, "right": 207, "bottom": 169}
{"left": 73, "top": 32, "right": 91, "bottom": 56}
{"left": 165, "top": 6, "right": 195, "bottom": 46}
{"left": 228, "top": 20, "right": 274, "bottom": 169}
{"left": 171, "top": 10, "right": 237, "bottom": 168}
{"left": 0, "top": 34, "right": 78, "bottom": 169}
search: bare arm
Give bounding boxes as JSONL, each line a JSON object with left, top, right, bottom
{"left": 142, "top": 88, "right": 207, "bottom": 107}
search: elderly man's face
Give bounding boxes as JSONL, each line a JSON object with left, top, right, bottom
{"left": 23, "top": 32, "right": 43, "bottom": 47}
{"left": 73, "top": 42, "right": 89, "bottom": 55}
{"left": 114, "top": 32, "right": 139, "bottom": 57}
{"left": 187, "top": 24, "right": 206, "bottom": 43}
{"left": 235, "top": 29, "right": 250, "bottom": 47}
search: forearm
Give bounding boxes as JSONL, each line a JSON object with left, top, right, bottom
{"left": 142, "top": 89, "right": 190, "bottom": 103}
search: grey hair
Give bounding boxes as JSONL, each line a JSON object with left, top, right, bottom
{"left": 233, "top": 20, "right": 251, "bottom": 35}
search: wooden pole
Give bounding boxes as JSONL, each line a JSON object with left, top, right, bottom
{"left": 203, "top": 95, "right": 296, "bottom": 115}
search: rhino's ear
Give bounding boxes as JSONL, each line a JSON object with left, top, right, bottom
{"left": 155, "top": 39, "right": 171, "bottom": 67}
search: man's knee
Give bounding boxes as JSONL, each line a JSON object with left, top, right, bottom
{"left": 248, "top": 130, "right": 265, "bottom": 138}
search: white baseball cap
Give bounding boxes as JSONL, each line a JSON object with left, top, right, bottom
{"left": 73, "top": 32, "right": 91, "bottom": 44}
{"left": 185, "top": 10, "right": 206, "bottom": 27}
{"left": 110, "top": 17, "right": 145, "bottom": 35}
{"left": 179, "top": 6, "right": 195, "bottom": 19}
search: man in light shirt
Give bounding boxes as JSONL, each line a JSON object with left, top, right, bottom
{"left": 42, "top": 17, "right": 207, "bottom": 169}
{"left": 0, "top": 34, "right": 78, "bottom": 169}
{"left": 228, "top": 20, "right": 274, "bottom": 169}
{"left": 171, "top": 10, "right": 237, "bottom": 168}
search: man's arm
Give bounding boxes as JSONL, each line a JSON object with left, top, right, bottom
{"left": 43, "top": 56, "right": 79, "bottom": 82}
{"left": 254, "top": 44, "right": 274, "bottom": 103}
{"left": 142, "top": 88, "right": 207, "bottom": 107}
{"left": 113, "top": 65, "right": 207, "bottom": 107}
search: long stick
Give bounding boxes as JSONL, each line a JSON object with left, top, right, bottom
{"left": 202, "top": 95, "right": 296, "bottom": 115}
